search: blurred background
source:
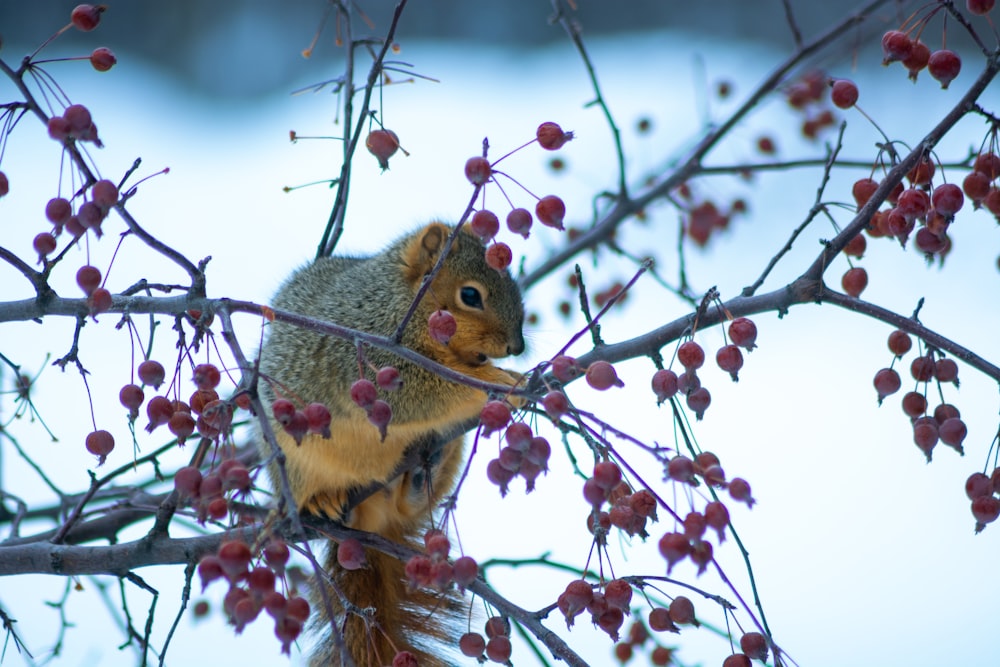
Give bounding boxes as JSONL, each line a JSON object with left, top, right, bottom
{"left": 1, "top": 2, "right": 998, "bottom": 667}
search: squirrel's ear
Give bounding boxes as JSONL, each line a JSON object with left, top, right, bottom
{"left": 401, "top": 222, "right": 450, "bottom": 283}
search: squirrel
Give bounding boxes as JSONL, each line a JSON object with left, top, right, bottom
{"left": 257, "top": 222, "right": 525, "bottom": 666}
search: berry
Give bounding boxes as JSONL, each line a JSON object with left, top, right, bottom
{"left": 843, "top": 232, "right": 867, "bottom": 258}
{"left": 939, "top": 417, "right": 967, "bottom": 453}
{"left": 723, "top": 655, "right": 752, "bottom": 667}
{"left": 76, "top": 265, "right": 101, "bottom": 295}
{"left": 464, "top": 156, "right": 492, "bottom": 185}
{"left": 471, "top": 209, "right": 500, "bottom": 242}
{"left": 479, "top": 400, "right": 511, "bottom": 436}
{"left": 593, "top": 461, "right": 623, "bottom": 491}
{"left": 974, "top": 152, "right": 1000, "bottom": 179}
{"left": 197, "top": 556, "right": 224, "bottom": 591}
{"left": 217, "top": 540, "right": 252, "bottom": 581}
{"left": 965, "top": 472, "right": 993, "bottom": 500}
{"left": 541, "top": 390, "right": 569, "bottom": 419}
{"left": 168, "top": 411, "right": 196, "bottom": 443}
{"left": 33, "top": 233, "right": 57, "bottom": 261}
{"left": 677, "top": 341, "right": 705, "bottom": 369}
{"left": 728, "top": 317, "right": 758, "bottom": 350}
{"left": 118, "top": 383, "right": 144, "bottom": 416}
{"left": 535, "top": 195, "right": 566, "bottom": 230}
{"left": 505, "top": 422, "right": 533, "bottom": 451}
{"left": 586, "top": 360, "right": 623, "bottom": 390}
{"left": 932, "top": 183, "right": 964, "bottom": 216}
{"left": 668, "top": 596, "right": 696, "bottom": 625}
{"left": 728, "top": 477, "right": 756, "bottom": 507}
{"left": 887, "top": 329, "right": 912, "bottom": 357}
{"left": 913, "top": 417, "right": 939, "bottom": 460}
{"left": 48, "top": 116, "right": 71, "bottom": 142}
{"left": 901, "top": 391, "right": 927, "bottom": 418}
{"left": 873, "top": 368, "right": 901, "bottom": 401}
{"left": 841, "top": 267, "right": 867, "bottom": 297}
{"left": 597, "top": 607, "right": 625, "bottom": 640}
{"left": 604, "top": 578, "right": 632, "bottom": 612}
{"left": 88, "top": 288, "right": 112, "bottom": 315}
{"left": 651, "top": 368, "right": 679, "bottom": 403}
{"left": 741, "top": 632, "right": 769, "bottom": 661}
{"left": 365, "top": 129, "right": 400, "bottom": 170}
{"left": 367, "top": 400, "right": 392, "bottom": 439}
{"left": 934, "top": 358, "right": 959, "bottom": 384}
{"left": 907, "top": 157, "right": 935, "bottom": 186}
{"left": 967, "top": 0, "right": 996, "bottom": 14}
{"left": 526, "top": 436, "right": 551, "bottom": 469}
{"left": 71, "top": 4, "right": 104, "bottom": 31}
{"left": 963, "top": 171, "right": 991, "bottom": 203}
{"left": 485, "top": 242, "right": 512, "bottom": 270}
{"left": 46, "top": 198, "right": 72, "bottom": 226}
{"left": 658, "top": 532, "right": 689, "bottom": 573}
{"left": 910, "top": 355, "right": 935, "bottom": 382}
{"left": 704, "top": 500, "right": 730, "bottom": 541}
{"left": 881, "top": 30, "right": 913, "bottom": 64}
{"left": 428, "top": 309, "right": 457, "bottom": 344}
{"left": 830, "top": 79, "right": 859, "bottom": 109}
{"left": 896, "top": 188, "right": 929, "bottom": 221}
{"left": 336, "top": 538, "right": 366, "bottom": 570}
{"left": 686, "top": 387, "right": 711, "bottom": 420}
{"left": 486, "top": 458, "right": 514, "bottom": 496}
{"left": 453, "top": 556, "right": 479, "bottom": 588}
{"left": 972, "top": 496, "right": 1000, "bottom": 532}
{"left": 269, "top": 398, "right": 296, "bottom": 427}
{"left": 550, "top": 355, "right": 582, "bottom": 382}
{"left": 928, "top": 50, "right": 961, "bottom": 89}
{"left": 192, "top": 363, "right": 221, "bottom": 390}
{"left": 852, "top": 178, "right": 879, "bottom": 209}
{"left": 350, "top": 379, "right": 377, "bottom": 409}
{"left": 459, "top": 632, "right": 486, "bottom": 658}
{"left": 285, "top": 596, "right": 310, "bottom": 623}
{"left": 667, "top": 455, "right": 696, "bottom": 483}
{"left": 90, "top": 47, "right": 116, "bottom": 71}
{"left": 144, "top": 395, "right": 174, "bottom": 432}
{"left": 485, "top": 635, "right": 512, "bottom": 663}
{"left": 536, "top": 121, "right": 573, "bottom": 150}
{"left": 304, "top": 402, "right": 332, "bottom": 437}
{"left": 138, "top": 360, "right": 166, "bottom": 388}
{"left": 85, "top": 429, "right": 114, "bottom": 463}
{"left": 716, "top": 344, "right": 744, "bottom": 381}
{"left": 376, "top": 366, "right": 402, "bottom": 391}
{"left": 903, "top": 40, "right": 931, "bottom": 80}
{"left": 264, "top": 540, "right": 290, "bottom": 574}
{"left": 64, "top": 104, "right": 93, "bottom": 138}
{"left": 506, "top": 208, "right": 532, "bottom": 238}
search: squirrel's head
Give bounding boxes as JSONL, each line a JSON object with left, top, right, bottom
{"left": 401, "top": 222, "right": 525, "bottom": 366}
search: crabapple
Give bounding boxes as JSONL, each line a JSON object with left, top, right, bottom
{"left": 928, "top": 49, "right": 961, "bottom": 88}
{"left": 485, "top": 242, "right": 512, "bottom": 270}
{"left": 365, "top": 129, "right": 399, "bottom": 170}
{"left": 830, "top": 79, "right": 858, "bottom": 108}
{"left": 841, "top": 267, "right": 868, "bottom": 297}
{"left": 536, "top": 122, "right": 573, "bottom": 150}
{"left": 138, "top": 360, "right": 166, "bottom": 388}
{"left": 535, "top": 195, "right": 566, "bottom": 229}
{"left": 586, "top": 360, "right": 623, "bottom": 390}
{"left": 350, "top": 379, "right": 377, "bottom": 409}
{"left": 464, "top": 157, "right": 492, "bottom": 185}
{"left": 336, "top": 538, "right": 366, "bottom": 570}
{"left": 677, "top": 340, "right": 705, "bottom": 369}
{"left": 428, "top": 309, "right": 457, "bottom": 344}
{"left": 506, "top": 208, "right": 532, "bottom": 237}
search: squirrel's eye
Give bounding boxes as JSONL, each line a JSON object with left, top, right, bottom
{"left": 459, "top": 285, "right": 484, "bottom": 309}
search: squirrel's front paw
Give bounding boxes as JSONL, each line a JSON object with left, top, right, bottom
{"left": 301, "top": 490, "right": 352, "bottom": 524}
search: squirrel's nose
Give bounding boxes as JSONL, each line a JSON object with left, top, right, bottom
{"left": 507, "top": 331, "right": 525, "bottom": 356}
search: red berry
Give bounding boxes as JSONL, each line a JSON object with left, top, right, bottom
{"left": 728, "top": 317, "right": 758, "bottom": 350}
{"left": 967, "top": 0, "right": 996, "bottom": 14}
{"left": 47, "top": 116, "right": 71, "bottom": 142}
{"left": 365, "top": 129, "right": 400, "bottom": 170}
{"left": 535, "top": 195, "right": 566, "bottom": 230}
{"left": 974, "top": 152, "right": 1000, "bottom": 179}
{"left": 464, "top": 156, "right": 492, "bottom": 186}
{"left": 266, "top": 401, "right": 296, "bottom": 431}
{"left": 593, "top": 461, "right": 623, "bottom": 491}
{"left": 932, "top": 183, "right": 964, "bottom": 216}
{"left": 506, "top": 208, "right": 532, "bottom": 238}
{"left": 686, "top": 387, "right": 711, "bottom": 420}
{"left": 648, "top": 607, "right": 677, "bottom": 633}
{"left": 939, "top": 417, "right": 967, "bottom": 452}
{"left": 668, "top": 596, "right": 696, "bottom": 625}
{"left": 428, "top": 309, "right": 457, "bottom": 344}
{"left": 350, "top": 379, "right": 377, "bottom": 409}
{"left": 896, "top": 188, "right": 930, "bottom": 221}
{"left": 928, "top": 49, "right": 961, "bottom": 89}
{"left": 910, "top": 355, "right": 935, "bottom": 382}
{"left": 197, "top": 556, "right": 224, "bottom": 591}
{"left": 217, "top": 540, "right": 252, "bottom": 581}
{"left": 304, "top": 402, "right": 332, "bottom": 437}
{"left": 667, "top": 455, "right": 696, "bottom": 483}
{"left": 91, "top": 179, "right": 118, "bottom": 209}
{"left": 651, "top": 368, "right": 679, "bottom": 403}
{"left": 64, "top": 104, "right": 93, "bottom": 138}
{"left": 375, "top": 366, "right": 402, "bottom": 391}
{"left": 841, "top": 266, "right": 868, "bottom": 297}
{"left": 168, "top": 411, "right": 196, "bottom": 444}
{"left": 88, "top": 288, "right": 112, "bottom": 315}
{"left": 71, "top": 4, "right": 104, "bottom": 31}
{"left": 677, "top": 340, "right": 705, "bottom": 369}
{"left": 336, "top": 538, "right": 367, "bottom": 570}
{"left": 526, "top": 436, "right": 551, "bottom": 469}
{"left": 89, "top": 46, "right": 116, "bottom": 71}
{"left": 965, "top": 472, "right": 993, "bottom": 500}
{"left": 264, "top": 540, "right": 290, "bottom": 574}
{"left": 881, "top": 30, "right": 913, "bottom": 64}
{"left": 485, "top": 635, "right": 512, "bottom": 663}
{"left": 536, "top": 121, "right": 573, "bottom": 150}
{"left": 485, "top": 242, "right": 512, "bottom": 270}
{"left": 852, "top": 178, "right": 879, "bottom": 209}
{"left": 368, "top": 401, "right": 393, "bottom": 439}
{"left": 873, "top": 368, "right": 901, "bottom": 401}
{"left": 913, "top": 417, "right": 939, "bottom": 461}
{"left": 486, "top": 458, "right": 514, "bottom": 496}
{"left": 459, "top": 632, "right": 486, "bottom": 658}
{"left": 76, "top": 265, "right": 101, "bottom": 295}
{"left": 723, "top": 655, "right": 752, "bottom": 667}
{"left": 901, "top": 391, "right": 928, "bottom": 419}
{"left": 192, "top": 363, "right": 221, "bottom": 390}
{"left": 550, "top": 355, "right": 581, "bottom": 382}
{"left": 887, "top": 329, "right": 912, "bottom": 357}
{"left": 704, "top": 500, "right": 730, "bottom": 541}
{"left": 830, "top": 79, "right": 859, "bottom": 109}
{"left": 119, "top": 383, "right": 144, "bottom": 416}
{"left": 45, "top": 197, "right": 72, "bottom": 226}
{"left": 479, "top": 400, "right": 511, "bottom": 436}
{"left": 963, "top": 171, "right": 991, "bottom": 203}
{"left": 85, "top": 429, "right": 114, "bottom": 463}
{"left": 470, "top": 209, "right": 500, "bottom": 241}
{"left": 658, "top": 531, "right": 689, "bottom": 573}
{"left": 145, "top": 395, "right": 174, "bottom": 432}
{"left": 728, "top": 477, "right": 756, "bottom": 508}
{"left": 505, "top": 422, "right": 532, "bottom": 451}
{"left": 453, "top": 556, "right": 479, "bottom": 588}
{"left": 934, "top": 358, "right": 959, "bottom": 384}
{"left": 586, "top": 360, "right": 623, "bottom": 390}
{"left": 138, "top": 360, "right": 166, "bottom": 388}
{"left": 740, "top": 632, "right": 769, "bottom": 661}
{"left": 716, "top": 344, "right": 744, "bottom": 381}
{"left": 903, "top": 40, "right": 931, "bottom": 80}
{"left": 33, "top": 233, "right": 57, "bottom": 260}
{"left": 541, "top": 390, "right": 569, "bottom": 419}
{"left": 972, "top": 495, "right": 1000, "bottom": 532}
{"left": 843, "top": 232, "right": 867, "bottom": 258}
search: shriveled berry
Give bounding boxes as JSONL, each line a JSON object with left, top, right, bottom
{"left": 704, "top": 500, "right": 730, "bottom": 541}
{"left": 368, "top": 400, "right": 392, "bottom": 440}
{"left": 168, "top": 411, "right": 196, "bottom": 443}
{"left": 903, "top": 40, "right": 931, "bottom": 80}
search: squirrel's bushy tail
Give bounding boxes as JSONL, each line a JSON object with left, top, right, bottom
{"left": 308, "top": 527, "right": 462, "bottom": 667}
